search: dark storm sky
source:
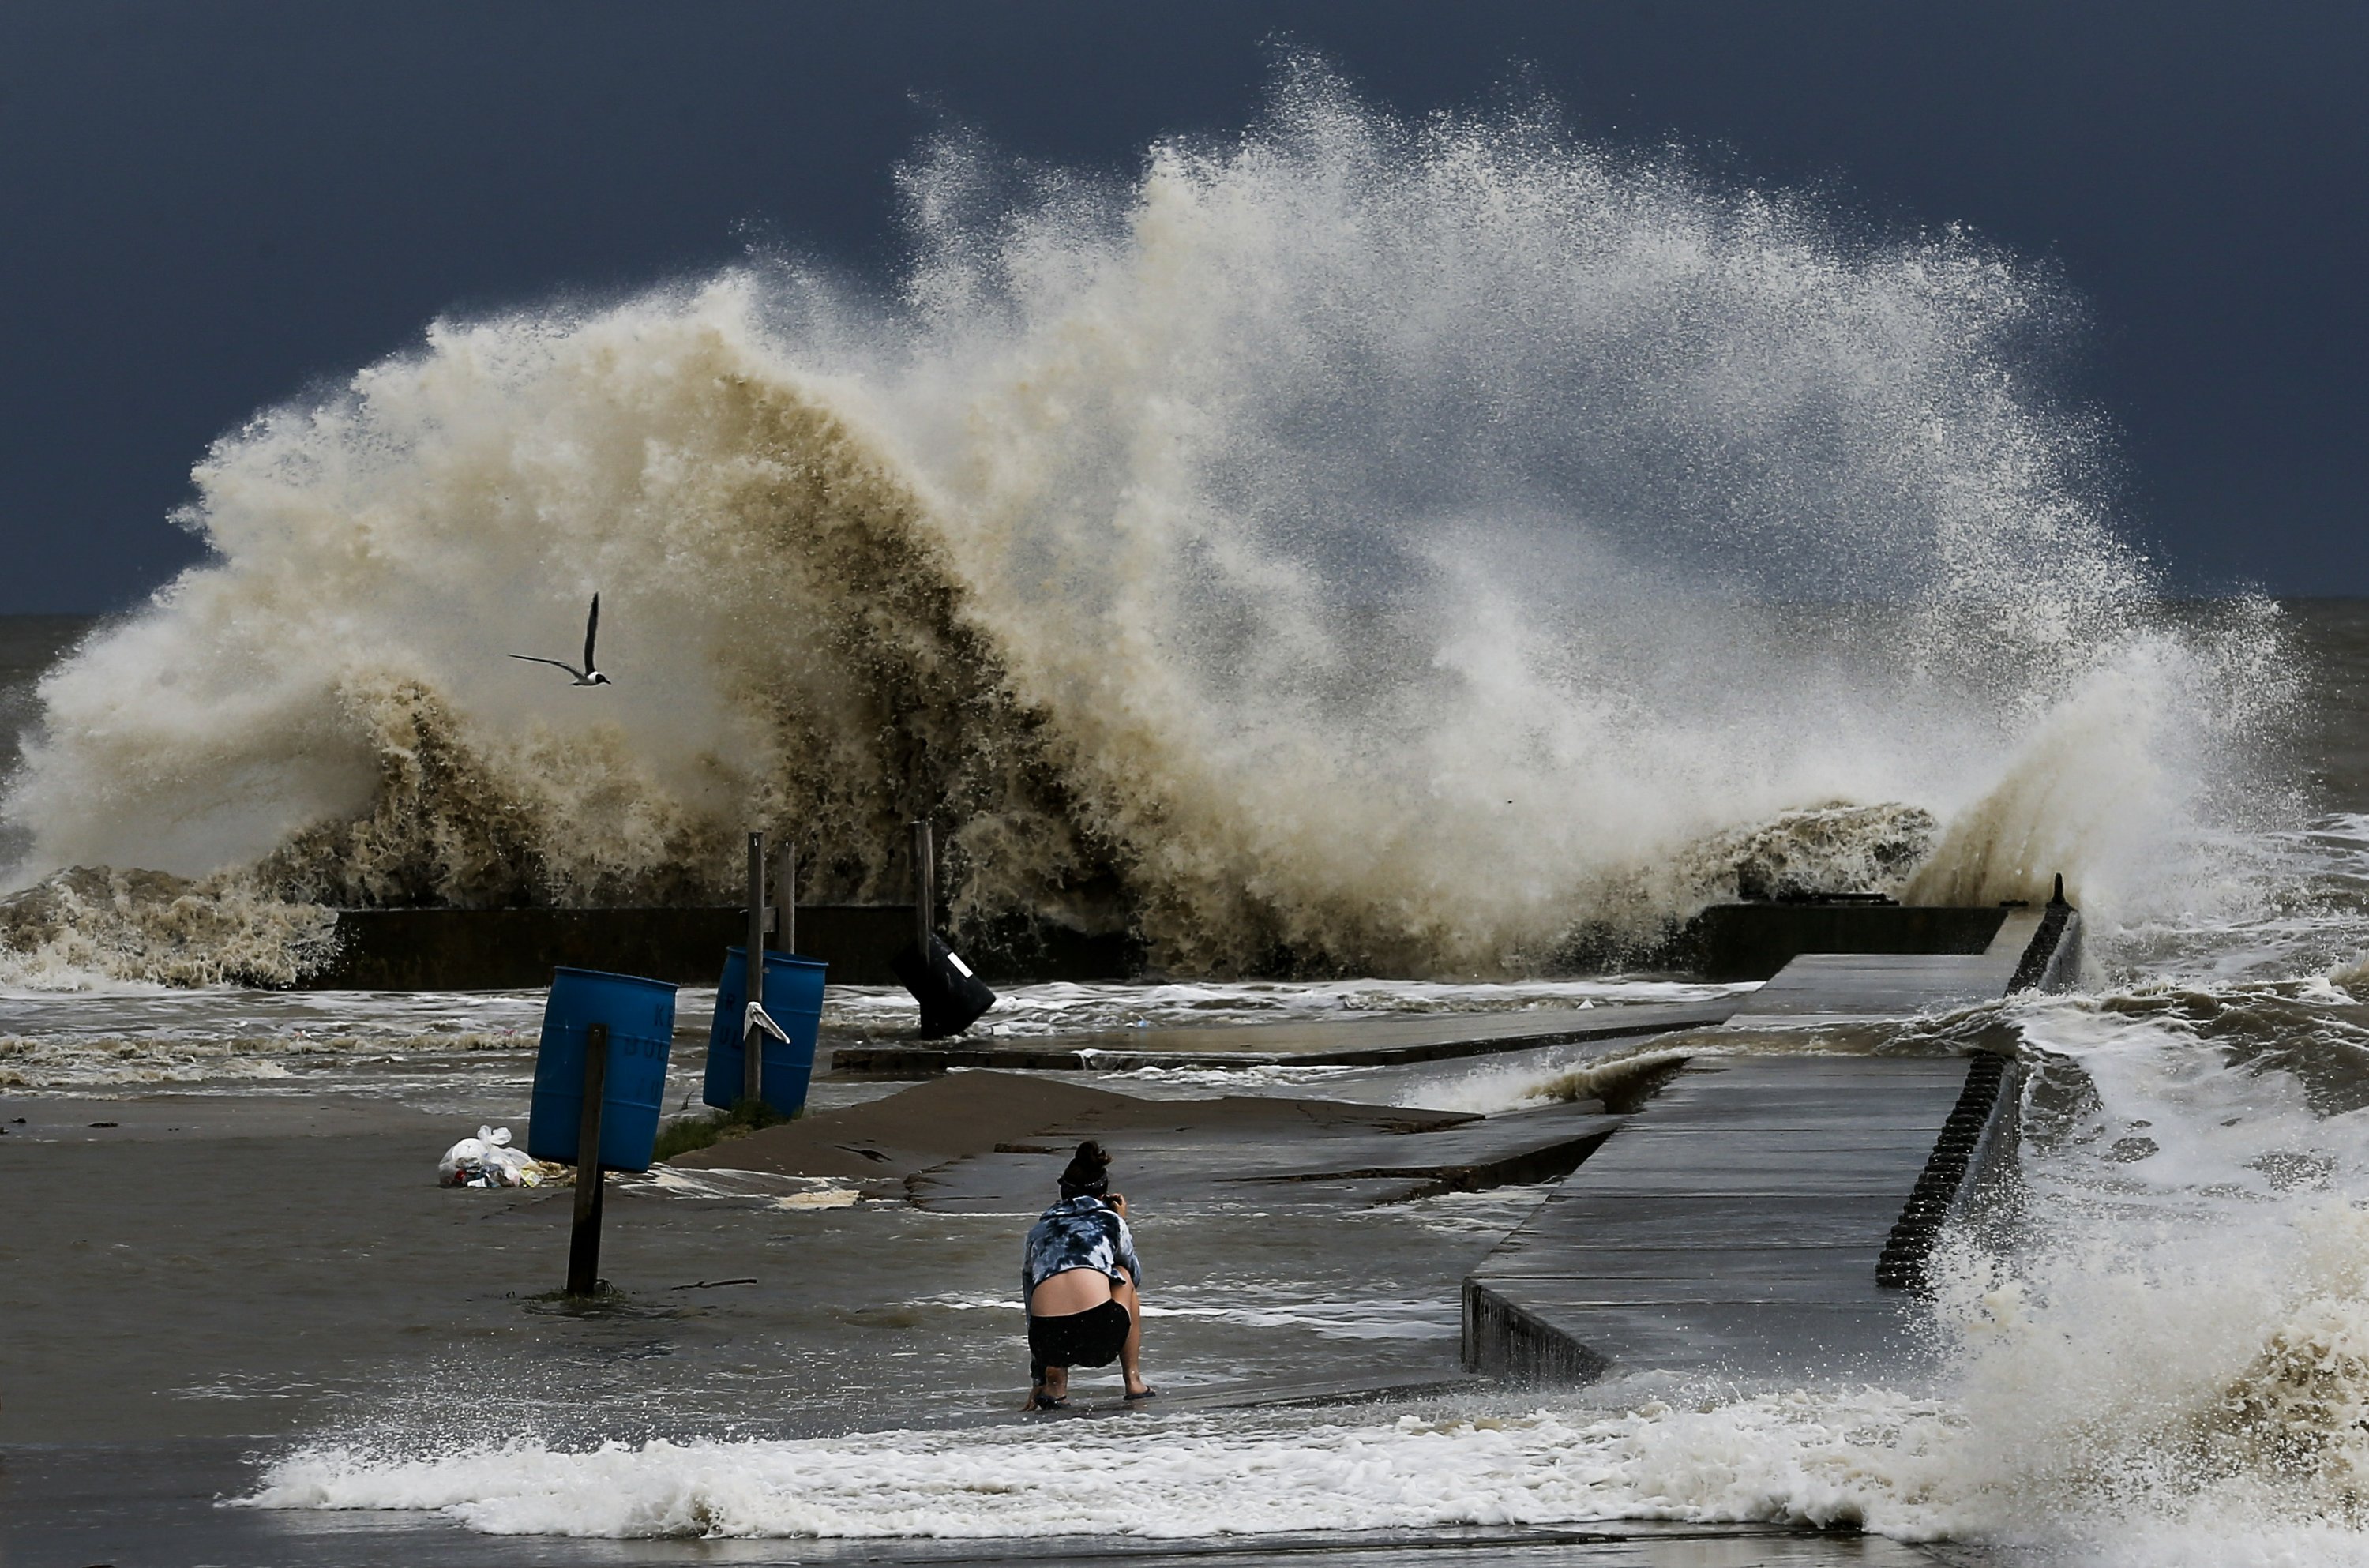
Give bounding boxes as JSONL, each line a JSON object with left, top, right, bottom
{"left": 2, "top": 2, "right": 2362, "bottom": 613}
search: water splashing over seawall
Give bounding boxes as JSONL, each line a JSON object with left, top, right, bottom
{"left": 0, "top": 73, "right": 2281, "bottom": 979}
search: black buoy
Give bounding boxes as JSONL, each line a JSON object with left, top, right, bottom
{"left": 892, "top": 931, "right": 998, "bottom": 1038}
{"left": 2050, "top": 872, "right": 2067, "bottom": 906}
{"left": 892, "top": 819, "right": 997, "bottom": 1040}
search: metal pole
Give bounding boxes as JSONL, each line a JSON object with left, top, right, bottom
{"left": 744, "top": 830, "right": 767, "bottom": 1107}
{"left": 775, "top": 842, "right": 796, "bottom": 956}
{"left": 566, "top": 1022, "right": 609, "bottom": 1296}
{"left": 910, "top": 819, "right": 934, "bottom": 951}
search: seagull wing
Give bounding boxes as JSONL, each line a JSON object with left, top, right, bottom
{"left": 509, "top": 654, "right": 588, "bottom": 679}
{"left": 583, "top": 594, "right": 600, "bottom": 673}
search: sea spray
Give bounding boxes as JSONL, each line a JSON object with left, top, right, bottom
{"left": 0, "top": 71, "right": 2281, "bottom": 980}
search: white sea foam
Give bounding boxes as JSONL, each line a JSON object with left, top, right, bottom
{"left": 0, "top": 982, "right": 549, "bottom": 1088}
{"left": 0, "top": 977, "right": 1726, "bottom": 1090}
{"left": 620, "top": 1167, "right": 863, "bottom": 1208}
{"left": 243, "top": 1395, "right": 1972, "bottom": 1540}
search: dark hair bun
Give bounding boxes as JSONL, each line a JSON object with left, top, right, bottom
{"left": 1057, "top": 1139, "right": 1111, "bottom": 1198}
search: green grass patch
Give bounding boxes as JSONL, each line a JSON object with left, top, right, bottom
{"left": 651, "top": 1097, "right": 798, "bottom": 1163}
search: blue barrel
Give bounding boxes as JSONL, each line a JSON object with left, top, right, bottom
{"left": 703, "top": 946, "right": 828, "bottom": 1116}
{"left": 526, "top": 967, "right": 679, "bottom": 1172}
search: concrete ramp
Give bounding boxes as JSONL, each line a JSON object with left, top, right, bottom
{"left": 1463, "top": 1054, "right": 2018, "bottom": 1383}
{"left": 1721, "top": 909, "right": 2044, "bottom": 1025}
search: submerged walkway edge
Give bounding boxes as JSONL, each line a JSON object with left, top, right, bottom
{"left": 828, "top": 998, "right": 1743, "bottom": 1075}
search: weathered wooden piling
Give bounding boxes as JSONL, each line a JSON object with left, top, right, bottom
{"left": 565, "top": 1022, "right": 609, "bottom": 1297}
{"left": 743, "top": 831, "right": 766, "bottom": 1105}
{"left": 775, "top": 843, "right": 796, "bottom": 955}
{"left": 910, "top": 820, "right": 934, "bottom": 949}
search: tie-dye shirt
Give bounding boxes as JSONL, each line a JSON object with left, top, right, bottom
{"left": 1021, "top": 1195, "right": 1143, "bottom": 1303}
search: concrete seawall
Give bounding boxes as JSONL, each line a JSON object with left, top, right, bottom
{"left": 1669, "top": 902, "right": 2011, "bottom": 982}
{"left": 293, "top": 897, "right": 2040, "bottom": 992}
{"left": 295, "top": 906, "right": 1137, "bottom": 988}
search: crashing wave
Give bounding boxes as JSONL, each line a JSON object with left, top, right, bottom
{"left": 0, "top": 71, "right": 2281, "bottom": 978}
{"left": 0, "top": 865, "right": 337, "bottom": 988}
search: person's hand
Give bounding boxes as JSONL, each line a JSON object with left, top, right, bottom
{"left": 1107, "top": 1192, "right": 1128, "bottom": 1217}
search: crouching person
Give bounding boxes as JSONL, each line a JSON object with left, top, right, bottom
{"left": 1019, "top": 1140, "right": 1155, "bottom": 1409}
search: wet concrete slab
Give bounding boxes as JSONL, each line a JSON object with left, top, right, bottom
{"left": 1485, "top": 1270, "right": 1905, "bottom": 1308}
{"left": 914, "top": 1098, "right": 1627, "bottom": 1210}
{"left": 1468, "top": 1295, "right": 1933, "bottom": 1382}
{"left": 1485, "top": 1195, "right": 1909, "bottom": 1252}
{"left": 1475, "top": 1244, "right": 1885, "bottom": 1283}
{"left": 832, "top": 998, "right": 1743, "bottom": 1074}
{"left": 1597, "top": 1127, "right": 1950, "bottom": 1154}
{"left": 1562, "top": 1161, "right": 1943, "bottom": 1197}
{"left": 1720, "top": 912, "right": 2040, "bottom": 1024}
{"left": 672, "top": 1070, "right": 1475, "bottom": 1184}
{"left": 1464, "top": 1055, "right": 1976, "bottom": 1382}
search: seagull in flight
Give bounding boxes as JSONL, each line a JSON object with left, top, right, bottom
{"left": 509, "top": 595, "right": 612, "bottom": 686}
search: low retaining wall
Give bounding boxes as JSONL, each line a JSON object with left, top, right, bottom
{"left": 1672, "top": 902, "right": 2013, "bottom": 982}
{"left": 1875, "top": 1052, "right": 2025, "bottom": 1290}
{"left": 1462, "top": 1280, "right": 1612, "bottom": 1382}
{"left": 297, "top": 906, "right": 1136, "bottom": 989}
{"left": 293, "top": 900, "right": 2044, "bottom": 992}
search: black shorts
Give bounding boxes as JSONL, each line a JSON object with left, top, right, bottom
{"left": 1028, "top": 1298, "right": 1132, "bottom": 1375}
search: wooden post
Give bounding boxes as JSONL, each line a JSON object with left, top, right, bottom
{"left": 910, "top": 819, "right": 934, "bottom": 951}
{"left": 744, "top": 830, "right": 767, "bottom": 1107}
{"left": 566, "top": 1022, "right": 609, "bottom": 1296}
{"left": 775, "top": 843, "right": 796, "bottom": 956}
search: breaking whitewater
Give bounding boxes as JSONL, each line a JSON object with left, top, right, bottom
{"left": 0, "top": 74, "right": 2294, "bottom": 984}
{"left": 12, "top": 73, "right": 2369, "bottom": 1566}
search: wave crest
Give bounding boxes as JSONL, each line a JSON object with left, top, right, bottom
{"left": 0, "top": 73, "right": 2282, "bottom": 977}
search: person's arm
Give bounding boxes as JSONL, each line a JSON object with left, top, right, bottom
{"left": 1112, "top": 1212, "right": 1143, "bottom": 1291}
{"left": 1020, "top": 1219, "right": 1046, "bottom": 1306}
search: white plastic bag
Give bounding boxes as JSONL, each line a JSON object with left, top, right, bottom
{"left": 486, "top": 1138, "right": 543, "bottom": 1186}
{"left": 439, "top": 1124, "right": 535, "bottom": 1187}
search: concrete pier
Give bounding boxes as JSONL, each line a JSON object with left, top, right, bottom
{"left": 1461, "top": 901, "right": 2071, "bottom": 1383}
{"left": 1463, "top": 1055, "right": 2015, "bottom": 1382}
{"left": 1721, "top": 907, "right": 2056, "bottom": 1024}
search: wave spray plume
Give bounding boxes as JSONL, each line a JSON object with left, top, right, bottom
{"left": 0, "top": 71, "right": 2277, "bottom": 980}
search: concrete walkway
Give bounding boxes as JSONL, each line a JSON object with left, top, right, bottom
{"left": 831, "top": 998, "right": 1742, "bottom": 1074}
{"left": 1462, "top": 904, "right": 2068, "bottom": 1384}
{"left": 1721, "top": 910, "right": 2041, "bottom": 1026}
{"left": 1464, "top": 1056, "right": 1978, "bottom": 1382}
